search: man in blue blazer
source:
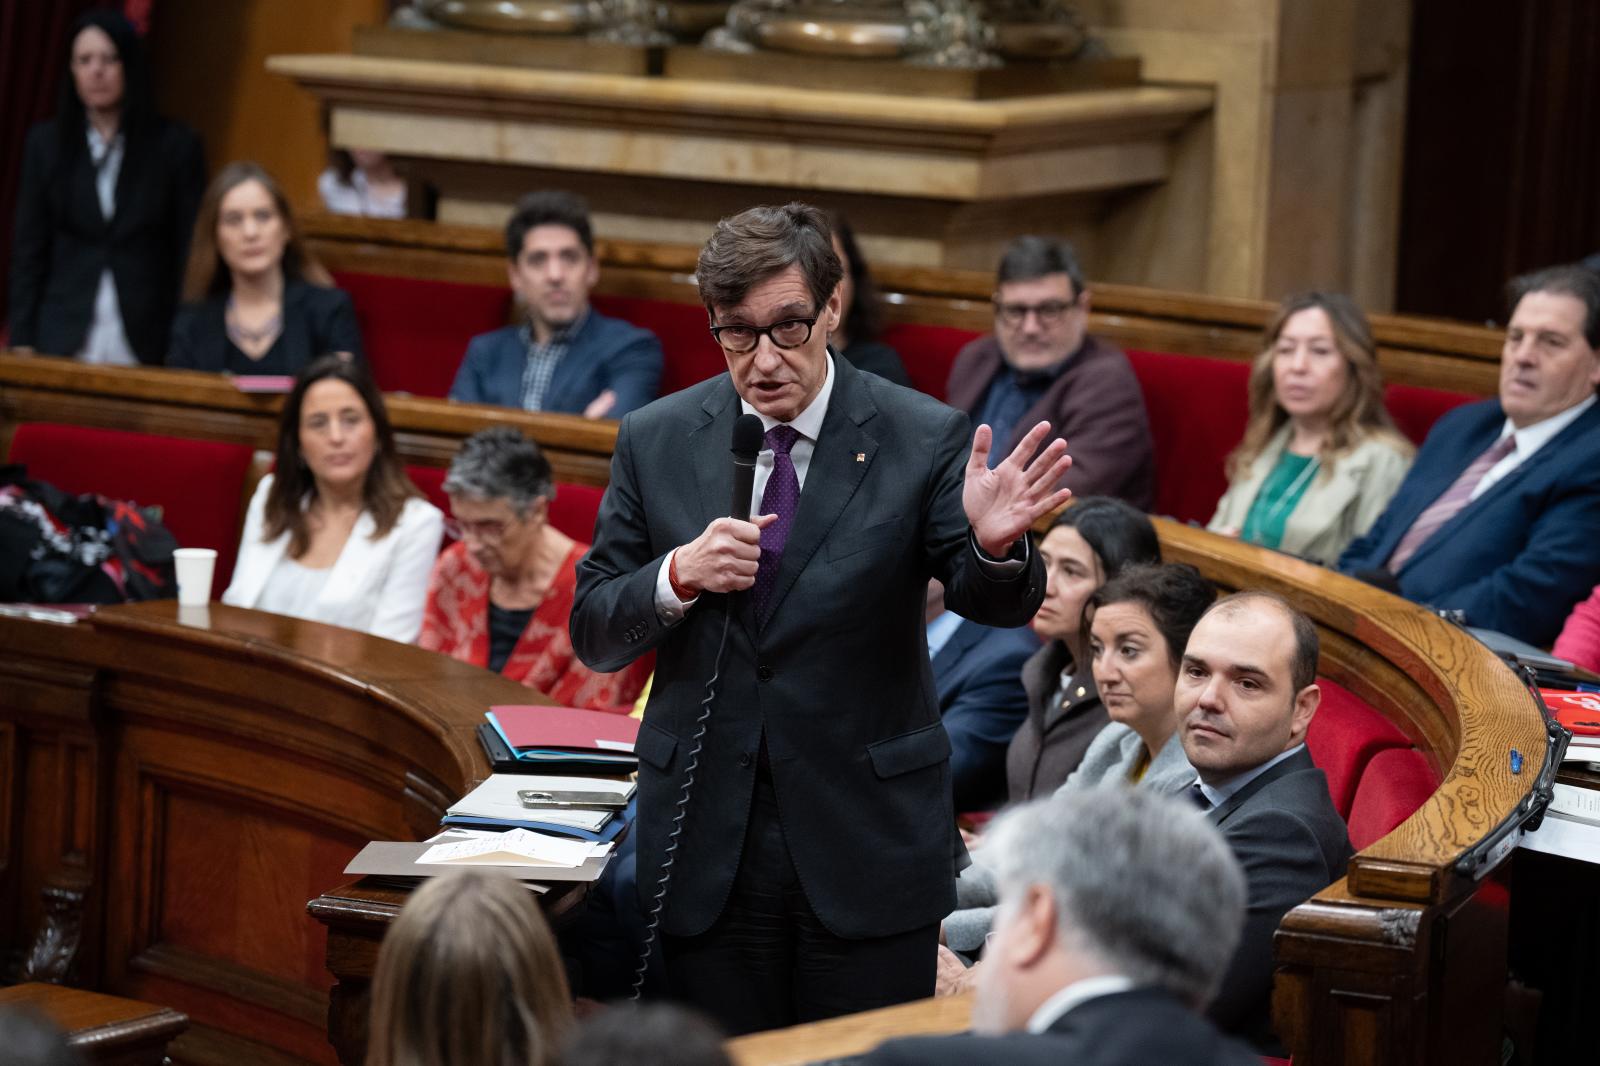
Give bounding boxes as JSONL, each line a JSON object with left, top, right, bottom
{"left": 926, "top": 580, "right": 1039, "bottom": 812}
{"left": 1340, "top": 265, "right": 1600, "bottom": 647}
{"left": 572, "top": 203, "right": 1071, "bottom": 1034}
{"left": 448, "top": 190, "right": 662, "bottom": 418}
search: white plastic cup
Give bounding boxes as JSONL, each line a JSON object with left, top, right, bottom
{"left": 172, "top": 548, "right": 218, "bottom": 607}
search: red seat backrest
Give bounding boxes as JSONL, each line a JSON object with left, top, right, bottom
{"left": 1347, "top": 747, "right": 1441, "bottom": 851}
{"left": 1304, "top": 679, "right": 1413, "bottom": 819}
{"left": 1124, "top": 349, "right": 1251, "bottom": 523}
{"left": 550, "top": 483, "right": 606, "bottom": 544}
{"left": 1383, "top": 382, "right": 1476, "bottom": 446}
{"left": 589, "top": 294, "right": 724, "bottom": 396}
{"left": 878, "top": 323, "right": 984, "bottom": 401}
{"left": 334, "top": 271, "right": 512, "bottom": 398}
{"left": 8, "top": 423, "right": 254, "bottom": 598}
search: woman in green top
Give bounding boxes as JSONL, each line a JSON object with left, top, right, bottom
{"left": 1209, "top": 292, "right": 1414, "bottom": 565}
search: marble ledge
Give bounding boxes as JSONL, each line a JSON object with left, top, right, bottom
{"left": 267, "top": 53, "right": 1214, "bottom": 141}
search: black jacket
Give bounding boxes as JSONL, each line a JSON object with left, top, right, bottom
{"left": 9, "top": 116, "right": 204, "bottom": 364}
{"left": 166, "top": 280, "right": 364, "bottom": 375}
{"left": 571, "top": 357, "right": 1044, "bottom": 939}
{"left": 858, "top": 987, "right": 1261, "bottom": 1066}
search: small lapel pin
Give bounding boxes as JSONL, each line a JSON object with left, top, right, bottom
{"left": 1076, "top": 686, "right": 1086, "bottom": 698}
{"left": 855, "top": 453, "right": 866, "bottom": 462}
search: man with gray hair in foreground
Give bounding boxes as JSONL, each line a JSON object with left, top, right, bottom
{"left": 857, "top": 787, "right": 1259, "bottom": 1066}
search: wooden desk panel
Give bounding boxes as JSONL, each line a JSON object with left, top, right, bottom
{"left": 0, "top": 602, "right": 547, "bottom": 1066}
{"left": 0, "top": 982, "right": 189, "bottom": 1066}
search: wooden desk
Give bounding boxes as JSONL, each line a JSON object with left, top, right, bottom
{"left": 307, "top": 877, "right": 589, "bottom": 1066}
{"left": 0, "top": 982, "right": 188, "bottom": 1066}
{"left": 0, "top": 602, "right": 547, "bottom": 1066}
{"left": 726, "top": 994, "right": 972, "bottom": 1066}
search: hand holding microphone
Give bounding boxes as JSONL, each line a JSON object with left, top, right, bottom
{"left": 671, "top": 414, "right": 778, "bottom": 598}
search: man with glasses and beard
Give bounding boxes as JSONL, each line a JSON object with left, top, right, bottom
{"left": 573, "top": 203, "right": 1070, "bottom": 1035}
{"left": 945, "top": 236, "right": 1155, "bottom": 510}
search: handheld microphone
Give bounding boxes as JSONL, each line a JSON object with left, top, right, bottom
{"left": 730, "top": 413, "right": 763, "bottom": 520}
{"left": 632, "top": 412, "right": 764, "bottom": 1000}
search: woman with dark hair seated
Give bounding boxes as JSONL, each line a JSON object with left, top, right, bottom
{"left": 419, "top": 427, "right": 650, "bottom": 709}
{"left": 1004, "top": 496, "right": 1162, "bottom": 802}
{"left": 365, "top": 868, "right": 572, "bottom": 1066}
{"left": 223, "top": 356, "right": 442, "bottom": 640}
{"left": 1208, "top": 292, "right": 1412, "bottom": 565}
{"left": 942, "top": 562, "right": 1217, "bottom": 965}
{"left": 168, "top": 161, "right": 363, "bottom": 375}
{"left": 827, "top": 213, "right": 911, "bottom": 387}
{"left": 8, "top": 9, "right": 203, "bottom": 366}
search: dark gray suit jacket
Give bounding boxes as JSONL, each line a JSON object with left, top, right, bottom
{"left": 857, "top": 988, "right": 1261, "bottom": 1066}
{"left": 1207, "top": 745, "right": 1352, "bottom": 1054}
{"left": 571, "top": 357, "right": 1044, "bottom": 939}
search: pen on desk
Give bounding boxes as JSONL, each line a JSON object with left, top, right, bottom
{"left": 1510, "top": 749, "right": 1524, "bottom": 774}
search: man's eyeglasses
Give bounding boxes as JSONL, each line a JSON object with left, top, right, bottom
{"left": 993, "top": 297, "right": 1077, "bottom": 327}
{"left": 708, "top": 314, "right": 818, "bottom": 354}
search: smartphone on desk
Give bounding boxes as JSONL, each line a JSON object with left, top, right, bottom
{"left": 517, "top": 789, "right": 628, "bottom": 811}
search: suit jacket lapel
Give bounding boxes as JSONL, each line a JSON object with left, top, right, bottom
{"left": 1208, "top": 747, "right": 1314, "bottom": 827}
{"left": 758, "top": 360, "right": 879, "bottom": 629}
{"left": 317, "top": 511, "right": 380, "bottom": 613}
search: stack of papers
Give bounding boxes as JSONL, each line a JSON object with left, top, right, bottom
{"left": 418, "top": 827, "right": 613, "bottom": 868}
{"left": 481, "top": 705, "right": 640, "bottom": 775}
{"left": 442, "top": 773, "right": 635, "bottom": 842}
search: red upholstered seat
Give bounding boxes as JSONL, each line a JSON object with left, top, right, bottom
{"left": 1125, "top": 349, "right": 1251, "bottom": 523}
{"left": 1346, "top": 747, "right": 1441, "bottom": 851}
{"left": 7, "top": 423, "right": 254, "bottom": 598}
{"left": 1383, "top": 382, "right": 1475, "bottom": 446}
{"left": 878, "top": 322, "right": 983, "bottom": 401}
{"left": 1305, "top": 679, "right": 1412, "bottom": 819}
{"left": 589, "top": 294, "right": 725, "bottom": 396}
{"left": 333, "top": 271, "right": 511, "bottom": 398}
{"left": 407, "top": 465, "right": 451, "bottom": 525}
{"left": 550, "top": 483, "right": 606, "bottom": 544}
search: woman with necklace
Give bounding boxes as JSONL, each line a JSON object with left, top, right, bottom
{"left": 167, "top": 161, "right": 362, "bottom": 375}
{"left": 8, "top": 10, "right": 203, "bottom": 366}
{"left": 1208, "top": 292, "right": 1413, "bottom": 566}
{"left": 223, "top": 356, "right": 441, "bottom": 640}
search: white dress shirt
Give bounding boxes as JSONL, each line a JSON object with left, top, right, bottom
{"left": 1026, "top": 974, "right": 1137, "bottom": 1033}
{"left": 78, "top": 124, "right": 137, "bottom": 367}
{"left": 1473, "top": 394, "right": 1597, "bottom": 500}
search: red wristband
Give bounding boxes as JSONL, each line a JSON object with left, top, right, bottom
{"left": 668, "top": 551, "right": 696, "bottom": 602}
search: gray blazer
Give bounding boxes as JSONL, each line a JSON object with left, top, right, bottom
{"left": 1208, "top": 426, "right": 1413, "bottom": 566}
{"left": 944, "top": 724, "right": 1194, "bottom": 951}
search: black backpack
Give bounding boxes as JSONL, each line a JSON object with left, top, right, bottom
{"left": 0, "top": 464, "right": 179, "bottom": 604}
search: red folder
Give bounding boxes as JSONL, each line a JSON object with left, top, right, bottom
{"left": 489, "top": 705, "right": 640, "bottom": 752}
{"left": 1541, "top": 690, "right": 1600, "bottom": 737}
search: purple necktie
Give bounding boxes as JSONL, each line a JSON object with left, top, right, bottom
{"left": 752, "top": 424, "right": 800, "bottom": 615}
{"left": 1388, "top": 434, "right": 1517, "bottom": 571}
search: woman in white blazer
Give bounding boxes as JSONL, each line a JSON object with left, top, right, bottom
{"left": 224, "top": 355, "right": 442, "bottom": 641}
{"left": 1208, "top": 292, "right": 1413, "bottom": 566}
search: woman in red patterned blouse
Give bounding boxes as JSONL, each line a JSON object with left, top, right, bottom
{"left": 419, "top": 427, "right": 649, "bottom": 710}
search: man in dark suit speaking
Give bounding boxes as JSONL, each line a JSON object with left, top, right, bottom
{"left": 571, "top": 203, "right": 1069, "bottom": 1033}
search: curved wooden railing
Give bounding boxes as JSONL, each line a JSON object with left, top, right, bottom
{"left": 0, "top": 602, "right": 555, "bottom": 1066}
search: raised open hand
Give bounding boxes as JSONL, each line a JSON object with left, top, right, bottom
{"left": 963, "top": 421, "right": 1073, "bottom": 557}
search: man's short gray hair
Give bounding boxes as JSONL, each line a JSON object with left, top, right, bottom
{"left": 442, "top": 427, "right": 555, "bottom": 515}
{"left": 985, "top": 786, "right": 1246, "bottom": 1010}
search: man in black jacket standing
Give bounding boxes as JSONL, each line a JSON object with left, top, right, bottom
{"left": 572, "top": 203, "right": 1068, "bottom": 1033}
